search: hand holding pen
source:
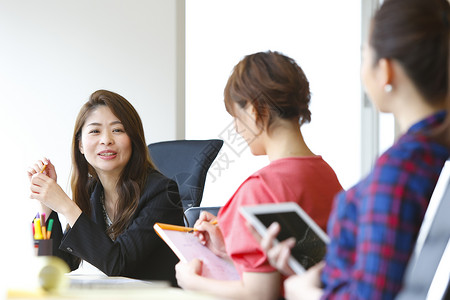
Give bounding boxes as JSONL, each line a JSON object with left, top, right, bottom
{"left": 27, "top": 158, "right": 57, "bottom": 182}
{"left": 28, "top": 157, "right": 73, "bottom": 216}
{"left": 28, "top": 157, "right": 82, "bottom": 228}
{"left": 193, "top": 212, "right": 228, "bottom": 259}
{"left": 27, "top": 158, "right": 57, "bottom": 218}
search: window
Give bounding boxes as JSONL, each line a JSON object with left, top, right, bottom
{"left": 186, "top": 0, "right": 362, "bottom": 206}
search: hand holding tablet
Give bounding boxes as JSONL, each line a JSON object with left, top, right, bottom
{"left": 240, "top": 202, "right": 329, "bottom": 274}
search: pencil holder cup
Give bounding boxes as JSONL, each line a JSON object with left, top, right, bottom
{"left": 34, "top": 239, "right": 53, "bottom": 256}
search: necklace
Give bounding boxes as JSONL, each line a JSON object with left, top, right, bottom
{"left": 100, "top": 192, "right": 113, "bottom": 228}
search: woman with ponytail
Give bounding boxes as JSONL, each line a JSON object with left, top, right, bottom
{"left": 258, "top": 0, "right": 450, "bottom": 299}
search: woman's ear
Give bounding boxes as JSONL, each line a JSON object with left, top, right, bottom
{"left": 245, "top": 103, "right": 258, "bottom": 121}
{"left": 79, "top": 140, "right": 84, "bottom": 154}
{"left": 245, "top": 102, "right": 265, "bottom": 133}
{"left": 378, "top": 58, "right": 394, "bottom": 89}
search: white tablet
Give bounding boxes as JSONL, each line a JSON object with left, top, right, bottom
{"left": 240, "top": 202, "right": 329, "bottom": 274}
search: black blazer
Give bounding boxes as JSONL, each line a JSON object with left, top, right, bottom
{"left": 49, "top": 169, "right": 184, "bottom": 285}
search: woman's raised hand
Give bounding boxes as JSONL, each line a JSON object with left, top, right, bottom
{"left": 27, "top": 158, "right": 57, "bottom": 182}
{"left": 27, "top": 158, "right": 58, "bottom": 217}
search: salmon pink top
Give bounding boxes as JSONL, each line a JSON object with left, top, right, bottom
{"left": 218, "top": 156, "right": 343, "bottom": 276}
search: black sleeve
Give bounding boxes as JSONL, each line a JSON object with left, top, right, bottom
{"left": 46, "top": 211, "right": 81, "bottom": 271}
{"left": 58, "top": 172, "right": 184, "bottom": 284}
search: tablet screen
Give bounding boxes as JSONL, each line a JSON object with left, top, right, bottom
{"left": 253, "top": 211, "right": 327, "bottom": 270}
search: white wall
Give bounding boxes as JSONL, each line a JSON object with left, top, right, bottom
{"left": 186, "top": 0, "right": 362, "bottom": 207}
{"left": 0, "top": 0, "right": 388, "bottom": 292}
{"left": 0, "top": 0, "right": 183, "bottom": 290}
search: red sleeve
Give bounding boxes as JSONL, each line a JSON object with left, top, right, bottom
{"left": 219, "top": 177, "right": 277, "bottom": 274}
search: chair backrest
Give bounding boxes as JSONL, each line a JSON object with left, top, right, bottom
{"left": 148, "top": 139, "right": 223, "bottom": 210}
{"left": 396, "top": 161, "right": 450, "bottom": 300}
{"left": 184, "top": 206, "right": 221, "bottom": 227}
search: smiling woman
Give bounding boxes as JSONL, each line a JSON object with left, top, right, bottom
{"left": 79, "top": 106, "right": 132, "bottom": 182}
{"left": 27, "top": 90, "right": 185, "bottom": 285}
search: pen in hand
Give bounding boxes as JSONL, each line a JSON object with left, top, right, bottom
{"left": 188, "top": 219, "right": 218, "bottom": 233}
{"left": 40, "top": 163, "right": 47, "bottom": 174}
{"left": 155, "top": 219, "right": 218, "bottom": 233}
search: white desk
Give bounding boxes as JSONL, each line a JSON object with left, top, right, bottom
{"left": 8, "top": 286, "right": 222, "bottom": 300}
{"left": 8, "top": 274, "right": 222, "bottom": 300}
{"left": 7, "top": 261, "right": 222, "bottom": 300}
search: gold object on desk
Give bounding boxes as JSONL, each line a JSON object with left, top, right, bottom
{"left": 37, "top": 256, "right": 70, "bottom": 292}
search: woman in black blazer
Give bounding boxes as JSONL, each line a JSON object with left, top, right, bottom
{"left": 28, "top": 90, "right": 184, "bottom": 285}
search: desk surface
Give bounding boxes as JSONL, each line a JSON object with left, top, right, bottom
{"left": 7, "top": 273, "right": 222, "bottom": 300}
{"left": 7, "top": 287, "right": 221, "bottom": 300}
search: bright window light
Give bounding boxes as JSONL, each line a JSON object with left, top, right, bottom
{"left": 186, "top": 0, "right": 362, "bottom": 206}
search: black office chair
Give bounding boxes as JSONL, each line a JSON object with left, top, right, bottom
{"left": 184, "top": 206, "right": 222, "bottom": 227}
{"left": 148, "top": 139, "right": 223, "bottom": 210}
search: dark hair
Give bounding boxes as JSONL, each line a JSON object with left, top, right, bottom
{"left": 224, "top": 51, "right": 311, "bottom": 131}
{"left": 71, "top": 90, "right": 156, "bottom": 239}
{"left": 371, "top": 0, "right": 449, "bottom": 103}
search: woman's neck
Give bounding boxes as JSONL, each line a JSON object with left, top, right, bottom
{"left": 392, "top": 88, "right": 445, "bottom": 134}
{"left": 264, "top": 121, "right": 315, "bottom": 161}
{"left": 98, "top": 173, "right": 119, "bottom": 218}
{"left": 388, "top": 60, "right": 446, "bottom": 133}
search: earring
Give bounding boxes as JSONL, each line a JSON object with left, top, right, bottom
{"left": 384, "top": 84, "right": 393, "bottom": 93}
